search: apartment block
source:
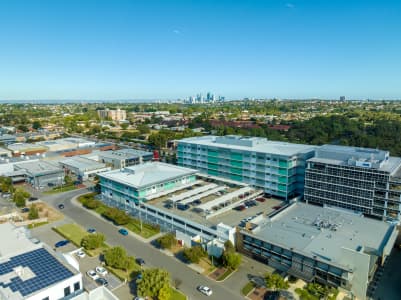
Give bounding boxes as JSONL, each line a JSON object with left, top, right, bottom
{"left": 304, "top": 145, "right": 401, "bottom": 220}
{"left": 177, "top": 135, "right": 315, "bottom": 199}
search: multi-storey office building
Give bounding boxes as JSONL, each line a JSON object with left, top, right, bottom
{"left": 237, "top": 203, "right": 398, "bottom": 300}
{"left": 304, "top": 145, "right": 401, "bottom": 220}
{"left": 177, "top": 135, "right": 316, "bottom": 199}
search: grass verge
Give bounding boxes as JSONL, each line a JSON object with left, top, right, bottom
{"left": 170, "top": 288, "right": 187, "bottom": 300}
{"left": 241, "top": 281, "right": 256, "bottom": 296}
{"left": 216, "top": 268, "right": 235, "bottom": 281}
{"left": 53, "top": 223, "right": 87, "bottom": 247}
{"left": 44, "top": 184, "right": 76, "bottom": 194}
{"left": 105, "top": 265, "right": 141, "bottom": 281}
{"left": 27, "top": 221, "right": 49, "bottom": 229}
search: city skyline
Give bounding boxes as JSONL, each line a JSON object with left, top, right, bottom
{"left": 0, "top": 0, "right": 400, "bottom": 100}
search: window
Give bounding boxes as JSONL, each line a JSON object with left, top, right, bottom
{"left": 74, "top": 281, "right": 80, "bottom": 291}
{"left": 64, "top": 286, "right": 71, "bottom": 297}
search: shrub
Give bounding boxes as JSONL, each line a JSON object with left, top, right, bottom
{"left": 28, "top": 204, "right": 39, "bottom": 220}
{"left": 157, "top": 233, "right": 177, "bottom": 249}
{"left": 104, "top": 246, "right": 135, "bottom": 271}
{"left": 101, "top": 207, "right": 130, "bottom": 225}
{"left": 81, "top": 233, "right": 105, "bottom": 250}
{"left": 183, "top": 245, "right": 207, "bottom": 263}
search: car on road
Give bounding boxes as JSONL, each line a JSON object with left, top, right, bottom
{"left": 87, "top": 228, "right": 96, "bottom": 234}
{"left": 118, "top": 228, "right": 129, "bottom": 236}
{"left": 55, "top": 240, "right": 70, "bottom": 248}
{"left": 21, "top": 207, "right": 30, "bottom": 213}
{"left": 136, "top": 258, "right": 145, "bottom": 266}
{"left": 76, "top": 250, "right": 86, "bottom": 258}
{"left": 95, "top": 277, "right": 108, "bottom": 286}
{"left": 28, "top": 197, "right": 38, "bottom": 202}
{"left": 58, "top": 204, "right": 65, "bottom": 209}
{"left": 87, "top": 270, "right": 99, "bottom": 280}
{"left": 197, "top": 285, "right": 213, "bottom": 296}
{"left": 95, "top": 266, "right": 108, "bottom": 276}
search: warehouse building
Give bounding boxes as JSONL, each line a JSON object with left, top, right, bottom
{"left": 237, "top": 202, "right": 398, "bottom": 300}
{"left": 7, "top": 143, "right": 48, "bottom": 157}
{"left": 304, "top": 145, "right": 401, "bottom": 221}
{"left": 177, "top": 135, "right": 316, "bottom": 200}
{"left": 59, "top": 156, "right": 111, "bottom": 181}
{"left": 14, "top": 161, "right": 64, "bottom": 188}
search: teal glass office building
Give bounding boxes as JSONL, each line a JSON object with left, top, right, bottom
{"left": 177, "top": 135, "right": 316, "bottom": 200}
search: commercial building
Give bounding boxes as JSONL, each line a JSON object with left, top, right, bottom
{"left": 97, "top": 109, "right": 126, "bottom": 122}
{"left": 0, "top": 223, "right": 83, "bottom": 300}
{"left": 237, "top": 202, "right": 398, "bottom": 300}
{"left": 7, "top": 143, "right": 48, "bottom": 157}
{"left": 98, "top": 162, "right": 273, "bottom": 250}
{"left": 177, "top": 135, "right": 316, "bottom": 199}
{"left": 14, "top": 161, "right": 64, "bottom": 188}
{"left": 59, "top": 157, "right": 111, "bottom": 181}
{"left": 97, "top": 149, "right": 153, "bottom": 169}
{"left": 304, "top": 145, "right": 401, "bottom": 221}
{"left": 36, "top": 138, "right": 95, "bottom": 152}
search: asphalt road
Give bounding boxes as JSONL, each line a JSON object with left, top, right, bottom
{"left": 41, "top": 188, "right": 244, "bottom": 300}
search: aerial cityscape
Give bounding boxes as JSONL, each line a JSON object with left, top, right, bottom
{"left": 0, "top": 1, "right": 400, "bottom": 300}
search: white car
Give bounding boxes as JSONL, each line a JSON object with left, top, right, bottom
{"left": 197, "top": 285, "right": 213, "bottom": 296}
{"left": 76, "top": 250, "right": 86, "bottom": 259}
{"left": 95, "top": 266, "right": 108, "bottom": 276}
{"left": 87, "top": 270, "right": 99, "bottom": 280}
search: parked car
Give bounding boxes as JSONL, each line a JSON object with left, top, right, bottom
{"left": 95, "top": 277, "right": 108, "bottom": 286}
{"left": 118, "top": 228, "right": 129, "bottom": 236}
{"left": 95, "top": 266, "right": 108, "bottom": 276}
{"left": 136, "top": 272, "right": 143, "bottom": 281}
{"left": 87, "top": 270, "right": 99, "bottom": 280}
{"left": 177, "top": 204, "right": 190, "bottom": 211}
{"left": 256, "top": 197, "right": 266, "bottom": 202}
{"left": 197, "top": 285, "right": 213, "bottom": 296}
{"left": 28, "top": 197, "right": 38, "bottom": 202}
{"left": 136, "top": 258, "right": 145, "bottom": 266}
{"left": 21, "top": 207, "right": 29, "bottom": 213}
{"left": 273, "top": 205, "right": 282, "bottom": 210}
{"left": 58, "top": 204, "right": 65, "bottom": 209}
{"left": 87, "top": 228, "right": 96, "bottom": 234}
{"left": 55, "top": 240, "right": 70, "bottom": 248}
{"left": 76, "top": 250, "right": 86, "bottom": 258}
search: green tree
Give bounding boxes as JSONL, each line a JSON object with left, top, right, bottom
{"left": 81, "top": 233, "right": 105, "bottom": 250}
{"left": 265, "top": 273, "right": 289, "bottom": 291}
{"left": 222, "top": 251, "right": 242, "bottom": 270}
{"left": 183, "top": 245, "right": 207, "bottom": 263}
{"left": 28, "top": 204, "right": 39, "bottom": 220}
{"left": 157, "top": 233, "right": 177, "bottom": 249}
{"left": 32, "top": 120, "right": 42, "bottom": 130}
{"left": 104, "top": 246, "right": 135, "bottom": 271}
{"left": 137, "top": 268, "right": 171, "bottom": 299}
{"left": 0, "top": 176, "right": 13, "bottom": 193}
{"left": 120, "top": 123, "right": 129, "bottom": 130}
{"left": 13, "top": 188, "right": 30, "bottom": 207}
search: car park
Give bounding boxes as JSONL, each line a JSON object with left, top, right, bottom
{"left": 87, "top": 270, "right": 99, "bottom": 280}
{"left": 197, "top": 285, "right": 213, "bottom": 296}
{"left": 55, "top": 240, "right": 70, "bottom": 248}
{"left": 177, "top": 204, "right": 190, "bottom": 211}
{"left": 76, "top": 250, "right": 86, "bottom": 258}
{"left": 118, "top": 228, "right": 129, "bottom": 236}
{"left": 95, "top": 266, "right": 108, "bottom": 276}
{"left": 95, "top": 277, "right": 108, "bottom": 286}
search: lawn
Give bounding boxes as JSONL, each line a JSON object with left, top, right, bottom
{"left": 53, "top": 223, "right": 88, "bottom": 246}
{"left": 43, "top": 184, "right": 76, "bottom": 194}
{"left": 27, "top": 221, "right": 48, "bottom": 229}
{"left": 170, "top": 288, "right": 187, "bottom": 300}
{"left": 241, "top": 281, "right": 256, "bottom": 296}
{"left": 105, "top": 264, "right": 141, "bottom": 281}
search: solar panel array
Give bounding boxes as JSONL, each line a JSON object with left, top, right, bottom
{"left": 0, "top": 248, "right": 74, "bottom": 296}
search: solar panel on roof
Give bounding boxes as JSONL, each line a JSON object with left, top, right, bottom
{"left": 0, "top": 248, "right": 74, "bottom": 296}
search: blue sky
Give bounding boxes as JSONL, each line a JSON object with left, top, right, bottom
{"left": 0, "top": 0, "right": 400, "bottom": 100}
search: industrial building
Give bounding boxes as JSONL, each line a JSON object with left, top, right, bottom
{"left": 7, "top": 143, "right": 48, "bottom": 157}
{"left": 97, "top": 109, "right": 126, "bottom": 121}
{"left": 59, "top": 157, "right": 111, "bottom": 181}
{"left": 237, "top": 202, "right": 398, "bottom": 300}
{"left": 98, "top": 162, "right": 276, "bottom": 252}
{"left": 97, "top": 149, "right": 153, "bottom": 169}
{"left": 14, "top": 161, "right": 64, "bottom": 188}
{"left": 304, "top": 145, "right": 401, "bottom": 221}
{"left": 0, "top": 223, "right": 83, "bottom": 300}
{"left": 177, "top": 135, "right": 316, "bottom": 199}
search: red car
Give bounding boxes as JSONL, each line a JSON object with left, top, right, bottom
{"left": 256, "top": 197, "right": 266, "bottom": 202}
{"left": 272, "top": 205, "right": 282, "bottom": 210}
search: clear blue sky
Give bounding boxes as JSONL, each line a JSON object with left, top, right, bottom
{"left": 0, "top": 0, "right": 400, "bottom": 100}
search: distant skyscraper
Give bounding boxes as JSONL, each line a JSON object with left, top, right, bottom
{"left": 340, "top": 96, "right": 346, "bottom": 101}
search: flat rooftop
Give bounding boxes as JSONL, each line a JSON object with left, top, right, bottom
{"left": 309, "top": 144, "right": 401, "bottom": 173}
{"left": 179, "top": 135, "right": 315, "bottom": 157}
{"left": 99, "top": 162, "right": 198, "bottom": 189}
{"left": 15, "top": 160, "right": 62, "bottom": 175}
{"left": 99, "top": 148, "right": 153, "bottom": 160}
{"left": 250, "top": 202, "right": 396, "bottom": 269}
{"left": 60, "top": 156, "right": 107, "bottom": 171}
